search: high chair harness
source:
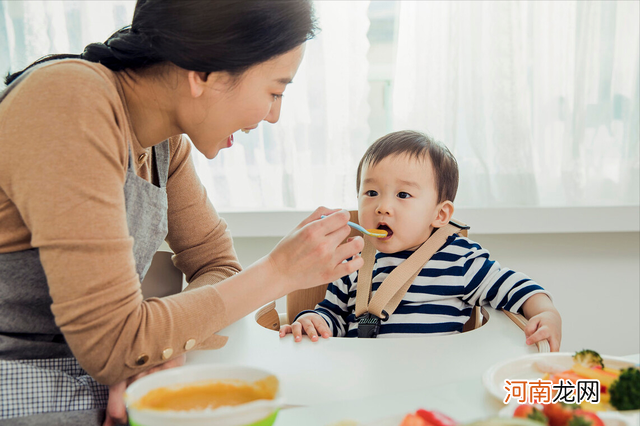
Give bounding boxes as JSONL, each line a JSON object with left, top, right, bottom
{"left": 354, "top": 220, "right": 469, "bottom": 338}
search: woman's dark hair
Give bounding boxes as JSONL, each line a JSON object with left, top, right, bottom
{"left": 356, "top": 130, "right": 459, "bottom": 203}
{"left": 5, "top": 0, "right": 317, "bottom": 86}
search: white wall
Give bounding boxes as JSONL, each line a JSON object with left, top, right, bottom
{"left": 232, "top": 232, "right": 640, "bottom": 357}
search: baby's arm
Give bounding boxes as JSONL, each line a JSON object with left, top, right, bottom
{"left": 521, "top": 293, "right": 562, "bottom": 352}
{"left": 279, "top": 271, "right": 357, "bottom": 342}
{"left": 455, "top": 238, "right": 561, "bottom": 351}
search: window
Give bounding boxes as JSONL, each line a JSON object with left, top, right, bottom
{"left": 194, "top": 0, "right": 640, "bottom": 211}
{"left": 3, "top": 0, "right": 638, "bottom": 215}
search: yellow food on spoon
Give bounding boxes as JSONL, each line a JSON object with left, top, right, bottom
{"left": 367, "top": 229, "right": 387, "bottom": 237}
{"left": 134, "top": 375, "right": 278, "bottom": 411}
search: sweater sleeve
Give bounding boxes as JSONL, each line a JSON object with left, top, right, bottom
{"left": 165, "top": 136, "right": 242, "bottom": 290}
{"left": 0, "top": 62, "right": 236, "bottom": 385}
{"left": 453, "top": 238, "right": 551, "bottom": 313}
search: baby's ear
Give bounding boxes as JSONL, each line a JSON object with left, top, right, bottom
{"left": 431, "top": 200, "right": 454, "bottom": 228}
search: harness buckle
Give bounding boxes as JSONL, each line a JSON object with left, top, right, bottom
{"left": 357, "top": 312, "right": 381, "bottom": 338}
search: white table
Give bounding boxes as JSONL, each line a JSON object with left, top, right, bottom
{"left": 273, "top": 354, "right": 640, "bottom": 426}
{"left": 275, "top": 354, "right": 640, "bottom": 426}
{"left": 272, "top": 378, "right": 505, "bottom": 425}
{"left": 187, "top": 307, "right": 541, "bottom": 423}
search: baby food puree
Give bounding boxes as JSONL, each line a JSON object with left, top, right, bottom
{"left": 134, "top": 376, "right": 278, "bottom": 411}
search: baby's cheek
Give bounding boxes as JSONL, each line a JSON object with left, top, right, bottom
{"left": 357, "top": 211, "right": 371, "bottom": 229}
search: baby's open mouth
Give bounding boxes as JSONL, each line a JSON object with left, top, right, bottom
{"left": 377, "top": 224, "right": 393, "bottom": 237}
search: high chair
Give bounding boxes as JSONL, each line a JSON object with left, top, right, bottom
{"left": 141, "top": 250, "right": 184, "bottom": 299}
{"left": 255, "top": 211, "right": 550, "bottom": 352}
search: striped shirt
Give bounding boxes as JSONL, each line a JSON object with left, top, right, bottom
{"left": 299, "top": 235, "right": 549, "bottom": 338}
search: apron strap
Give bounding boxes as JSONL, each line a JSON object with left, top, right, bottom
{"left": 154, "top": 139, "right": 170, "bottom": 189}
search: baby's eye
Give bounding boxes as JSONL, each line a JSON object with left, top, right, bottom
{"left": 365, "top": 190, "right": 378, "bottom": 197}
{"left": 272, "top": 94, "right": 283, "bottom": 101}
{"left": 397, "top": 192, "right": 411, "bottom": 199}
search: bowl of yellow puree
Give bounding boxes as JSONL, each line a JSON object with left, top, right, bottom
{"left": 124, "top": 364, "right": 283, "bottom": 426}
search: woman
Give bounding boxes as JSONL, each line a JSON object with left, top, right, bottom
{"left": 0, "top": 1, "right": 365, "bottom": 425}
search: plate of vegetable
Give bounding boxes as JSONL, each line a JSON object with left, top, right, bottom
{"left": 499, "top": 402, "right": 634, "bottom": 426}
{"left": 326, "top": 409, "right": 458, "bottom": 426}
{"left": 330, "top": 409, "right": 566, "bottom": 426}
{"left": 483, "top": 350, "right": 640, "bottom": 415}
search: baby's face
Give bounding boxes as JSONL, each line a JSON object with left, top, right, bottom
{"left": 358, "top": 153, "right": 442, "bottom": 253}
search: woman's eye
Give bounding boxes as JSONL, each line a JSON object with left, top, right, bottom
{"left": 397, "top": 192, "right": 411, "bottom": 199}
{"left": 365, "top": 190, "right": 378, "bottom": 197}
{"left": 272, "top": 94, "right": 283, "bottom": 101}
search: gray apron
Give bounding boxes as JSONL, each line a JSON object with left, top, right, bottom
{"left": 0, "top": 97, "right": 170, "bottom": 426}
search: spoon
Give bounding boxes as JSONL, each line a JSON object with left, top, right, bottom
{"left": 321, "top": 215, "right": 388, "bottom": 238}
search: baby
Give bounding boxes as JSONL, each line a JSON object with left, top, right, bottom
{"left": 280, "top": 130, "right": 562, "bottom": 350}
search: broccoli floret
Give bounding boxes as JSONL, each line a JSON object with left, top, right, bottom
{"left": 609, "top": 367, "right": 640, "bottom": 410}
{"left": 573, "top": 349, "right": 604, "bottom": 368}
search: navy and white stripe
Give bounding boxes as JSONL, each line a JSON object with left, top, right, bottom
{"left": 310, "top": 235, "right": 550, "bottom": 338}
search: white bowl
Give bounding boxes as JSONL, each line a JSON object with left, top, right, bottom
{"left": 124, "top": 364, "right": 284, "bottom": 426}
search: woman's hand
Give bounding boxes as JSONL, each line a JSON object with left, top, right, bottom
{"left": 267, "top": 208, "right": 364, "bottom": 295}
{"left": 279, "top": 312, "right": 332, "bottom": 342}
{"left": 215, "top": 207, "right": 365, "bottom": 327}
{"left": 102, "top": 354, "right": 186, "bottom": 426}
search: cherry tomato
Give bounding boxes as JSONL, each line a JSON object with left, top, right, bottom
{"left": 567, "top": 410, "right": 605, "bottom": 426}
{"left": 514, "top": 404, "right": 549, "bottom": 424}
{"left": 416, "top": 409, "right": 457, "bottom": 426}
{"left": 542, "top": 402, "right": 579, "bottom": 426}
{"left": 400, "top": 413, "right": 429, "bottom": 426}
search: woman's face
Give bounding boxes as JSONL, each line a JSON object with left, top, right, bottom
{"left": 182, "top": 45, "right": 305, "bottom": 159}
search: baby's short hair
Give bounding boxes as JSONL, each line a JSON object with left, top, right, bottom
{"left": 356, "top": 130, "right": 459, "bottom": 203}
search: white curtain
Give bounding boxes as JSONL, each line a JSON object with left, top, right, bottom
{"left": 4, "top": 0, "right": 636, "bottom": 212}
{"left": 191, "top": 0, "right": 371, "bottom": 212}
{"left": 0, "top": 1, "right": 135, "bottom": 72}
{"left": 1, "top": 0, "right": 371, "bottom": 212}
{"left": 393, "top": 0, "right": 639, "bottom": 208}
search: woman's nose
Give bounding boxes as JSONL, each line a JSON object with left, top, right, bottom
{"left": 264, "top": 100, "right": 282, "bottom": 124}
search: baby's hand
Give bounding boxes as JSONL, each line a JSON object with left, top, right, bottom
{"left": 524, "top": 310, "right": 562, "bottom": 352}
{"left": 279, "top": 313, "right": 332, "bottom": 342}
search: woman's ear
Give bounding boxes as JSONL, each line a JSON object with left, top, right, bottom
{"left": 187, "top": 71, "right": 229, "bottom": 99}
{"left": 187, "top": 71, "right": 209, "bottom": 98}
{"left": 431, "top": 200, "right": 454, "bottom": 228}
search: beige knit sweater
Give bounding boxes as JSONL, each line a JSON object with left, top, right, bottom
{"left": 0, "top": 60, "right": 242, "bottom": 385}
